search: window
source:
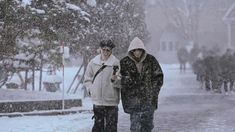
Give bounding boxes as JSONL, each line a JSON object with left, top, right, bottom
{"left": 169, "top": 41, "right": 173, "bottom": 51}
{"left": 161, "top": 41, "right": 166, "bottom": 51}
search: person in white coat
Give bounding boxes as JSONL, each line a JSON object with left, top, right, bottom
{"left": 83, "top": 39, "right": 120, "bottom": 132}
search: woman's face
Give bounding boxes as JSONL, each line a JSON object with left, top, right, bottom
{"left": 132, "top": 49, "right": 143, "bottom": 58}
{"left": 101, "top": 47, "right": 112, "bottom": 58}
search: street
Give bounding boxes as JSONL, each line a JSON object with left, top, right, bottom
{"left": 118, "top": 67, "right": 235, "bottom": 132}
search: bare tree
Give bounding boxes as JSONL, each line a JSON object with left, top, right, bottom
{"left": 156, "top": 0, "right": 206, "bottom": 43}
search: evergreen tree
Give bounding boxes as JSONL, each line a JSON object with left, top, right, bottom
{"left": 0, "top": 0, "right": 149, "bottom": 64}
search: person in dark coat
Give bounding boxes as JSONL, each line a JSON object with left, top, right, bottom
{"left": 220, "top": 48, "right": 234, "bottom": 94}
{"left": 177, "top": 46, "right": 189, "bottom": 72}
{"left": 192, "top": 53, "right": 206, "bottom": 89}
{"left": 231, "top": 52, "right": 235, "bottom": 92}
{"left": 189, "top": 43, "right": 200, "bottom": 65}
{"left": 203, "top": 50, "right": 222, "bottom": 92}
{"left": 120, "top": 37, "right": 164, "bottom": 132}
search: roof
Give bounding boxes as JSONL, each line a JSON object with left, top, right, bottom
{"left": 223, "top": 2, "right": 235, "bottom": 21}
{"left": 160, "top": 24, "right": 186, "bottom": 42}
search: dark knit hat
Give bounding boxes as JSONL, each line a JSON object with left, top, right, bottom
{"left": 99, "top": 39, "right": 115, "bottom": 49}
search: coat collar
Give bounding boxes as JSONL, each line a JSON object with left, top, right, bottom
{"left": 92, "top": 54, "right": 117, "bottom": 66}
{"left": 128, "top": 52, "right": 147, "bottom": 63}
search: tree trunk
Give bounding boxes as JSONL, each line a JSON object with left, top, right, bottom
{"left": 39, "top": 53, "right": 43, "bottom": 91}
{"left": 24, "top": 70, "right": 28, "bottom": 90}
{"left": 32, "top": 62, "right": 35, "bottom": 91}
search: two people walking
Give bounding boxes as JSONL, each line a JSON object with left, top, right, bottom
{"left": 84, "top": 37, "right": 164, "bottom": 132}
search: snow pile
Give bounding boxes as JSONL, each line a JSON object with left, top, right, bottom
{"left": 43, "top": 75, "right": 62, "bottom": 83}
{"left": 87, "top": 0, "right": 97, "bottom": 7}
{"left": 21, "top": 0, "right": 32, "bottom": 7}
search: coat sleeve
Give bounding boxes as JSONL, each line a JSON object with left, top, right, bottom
{"left": 112, "top": 61, "right": 122, "bottom": 89}
{"left": 83, "top": 61, "right": 94, "bottom": 93}
{"left": 149, "top": 56, "right": 164, "bottom": 109}
{"left": 120, "top": 58, "right": 136, "bottom": 113}
{"left": 120, "top": 59, "right": 136, "bottom": 88}
{"left": 151, "top": 57, "right": 164, "bottom": 93}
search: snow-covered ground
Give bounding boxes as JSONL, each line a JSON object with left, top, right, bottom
{"left": 0, "top": 64, "right": 181, "bottom": 132}
{"left": 0, "top": 66, "right": 85, "bottom": 101}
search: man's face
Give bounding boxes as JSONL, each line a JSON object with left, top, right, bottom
{"left": 101, "top": 47, "right": 112, "bottom": 57}
{"left": 132, "top": 49, "right": 143, "bottom": 58}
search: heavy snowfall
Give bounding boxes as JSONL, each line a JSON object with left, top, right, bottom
{"left": 1, "top": 0, "right": 235, "bottom": 132}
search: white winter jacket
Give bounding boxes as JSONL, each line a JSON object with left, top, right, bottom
{"left": 83, "top": 54, "right": 120, "bottom": 106}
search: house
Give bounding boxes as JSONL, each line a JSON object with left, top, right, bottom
{"left": 223, "top": 2, "right": 235, "bottom": 50}
{"left": 158, "top": 24, "right": 188, "bottom": 63}
{"left": 145, "top": 0, "right": 235, "bottom": 63}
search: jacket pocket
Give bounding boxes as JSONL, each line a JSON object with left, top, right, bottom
{"left": 90, "top": 85, "right": 97, "bottom": 99}
{"left": 122, "top": 97, "right": 139, "bottom": 113}
{"left": 104, "top": 88, "right": 115, "bottom": 99}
